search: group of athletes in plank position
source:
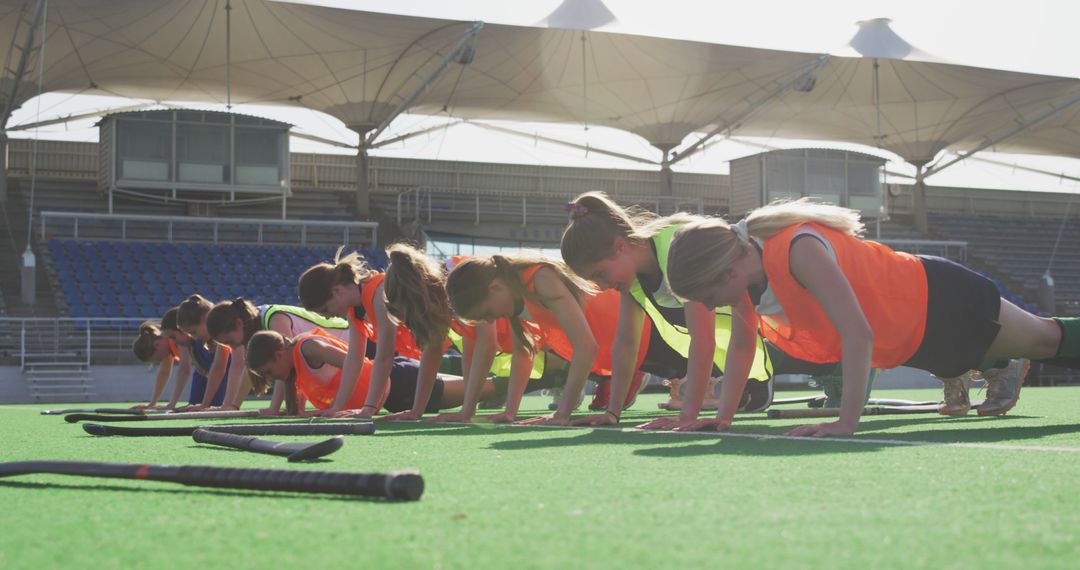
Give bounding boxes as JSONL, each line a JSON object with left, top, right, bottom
{"left": 130, "top": 192, "right": 1080, "bottom": 437}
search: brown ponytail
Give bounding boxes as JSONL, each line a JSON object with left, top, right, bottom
{"left": 298, "top": 247, "right": 376, "bottom": 311}
{"left": 383, "top": 242, "right": 453, "bottom": 350}
{"left": 177, "top": 294, "right": 214, "bottom": 328}
{"left": 206, "top": 298, "right": 262, "bottom": 346}
{"left": 132, "top": 321, "right": 165, "bottom": 363}
{"left": 446, "top": 254, "right": 595, "bottom": 354}
{"left": 560, "top": 191, "right": 699, "bottom": 274}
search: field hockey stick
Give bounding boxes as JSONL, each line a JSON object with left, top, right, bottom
{"left": 767, "top": 404, "right": 943, "bottom": 419}
{"left": 866, "top": 398, "right": 939, "bottom": 407}
{"left": 42, "top": 408, "right": 148, "bottom": 416}
{"left": 192, "top": 429, "right": 343, "bottom": 462}
{"left": 0, "top": 460, "right": 423, "bottom": 501}
{"left": 82, "top": 422, "right": 376, "bottom": 437}
{"left": 771, "top": 395, "right": 827, "bottom": 406}
{"left": 64, "top": 410, "right": 262, "bottom": 423}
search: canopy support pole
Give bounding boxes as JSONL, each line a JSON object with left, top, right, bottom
{"left": 668, "top": 54, "right": 830, "bottom": 167}
{"left": 912, "top": 163, "right": 928, "bottom": 234}
{"left": 923, "top": 90, "right": 1080, "bottom": 180}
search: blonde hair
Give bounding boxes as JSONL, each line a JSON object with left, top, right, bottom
{"left": 446, "top": 254, "right": 595, "bottom": 354}
{"left": 560, "top": 191, "right": 700, "bottom": 274}
{"left": 245, "top": 330, "right": 291, "bottom": 396}
{"left": 383, "top": 242, "right": 453, "bottom": 351}
{"left": 298, "top": 247, "right": 377, "bottom": 311}
{"left": 667, "top": 198, "right": 865, "bottom": 301}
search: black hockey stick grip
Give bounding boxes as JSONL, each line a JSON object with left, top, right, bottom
{"left": 166, "top": 465, "right": 423, "bottom": 500}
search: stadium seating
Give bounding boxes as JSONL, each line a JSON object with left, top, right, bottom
{"left": 47, "top": 239, "right": 388, "bottom": 325}
{"left": 926, "top": 212, "right": 1080, "bottom": 315}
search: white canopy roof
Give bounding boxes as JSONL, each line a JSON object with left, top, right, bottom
{"left": 3, "top": 0, "right": 1079, "bottom": 170}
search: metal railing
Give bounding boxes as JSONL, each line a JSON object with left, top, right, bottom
{"left": 395, "top": 186, "right": 704, "bottom": 227}
{"left": 0, "top": 317, "right": 148, "bottom": 368}
{"left": 40, "top": 211, "right": 378, "bottom": 246}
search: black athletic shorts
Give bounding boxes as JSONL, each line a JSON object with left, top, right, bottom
{"left": 637, "top": 321, "right": 724, "bottom": 378}
{"left": 382, "top": 356, "right": 447, "bottom": 413}
{"left": 901, "top": 255, "right": 1002, "bottom": 378}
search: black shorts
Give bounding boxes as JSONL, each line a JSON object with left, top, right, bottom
{"left": 637, "top": 322, "right": 725, "bottom": 378}
{"left": 765, "top": 342, "right": 840, "bottom": 376}
{"left": 382, "top": 356, "right": 447, "bottom": 413}
{"left": 901, "top": 256, "right": 1002, "bottom": 378}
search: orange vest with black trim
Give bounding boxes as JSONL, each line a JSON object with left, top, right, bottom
{"left": 291, "top": 329, "right": 372, "bottom": 410}
{"left": 760, "top": 223, "right": 928, "bottom": 368}
{"left": 167, "top": 339, "right": 180, "bottom": 362}
{"left": 519, "top": 265, "right": 651, "bottom": 375}
{"left": 350, "top": 273, "right": 424, "bottom": 360}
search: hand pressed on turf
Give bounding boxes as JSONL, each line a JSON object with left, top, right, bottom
{"left": 570, "top": 413, "right": 617, "bottom": 427}
{"left": 786, "top": 421, "right": 856, "bottom": 438}
{"left": 257, "top": 407, "right": 281, "bottom": 417}
{"left": 381, "top": 409, "right": 423, "bottom": 422}
{"left": 514, "top": 413, "right": 569, "bottom": 426}
{"left": 487, "top": 411, "right": 516, "bottom": 423}
{"left": 307, "top": 408, "right": 366, "bottom": 419}
{"left": 424, "top": 411, "right": 473, "bottom": 424}
{"left": 636, "top": 416, "right": 730, "bottom": 432}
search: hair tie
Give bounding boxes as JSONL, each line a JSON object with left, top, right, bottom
{"left": 565, "top": 203, "right": 588, "bottom": 221}
{"left": 731, "top": 219, "right": 750, "bottom": 244}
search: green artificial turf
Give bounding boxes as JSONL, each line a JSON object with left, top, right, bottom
{"left": 2, "top": 388, "right": 1079, "bottom": 569}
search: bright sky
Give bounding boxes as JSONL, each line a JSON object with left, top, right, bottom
{"left": 9, "top": 0, "right": 1080, "bottom": 194}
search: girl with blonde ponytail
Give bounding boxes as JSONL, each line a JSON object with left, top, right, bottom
{"left": 298, "top": 248, "right": 447, "bottom": 420}
{"left": 667, "top": 198, "right": 1080, "bottom": 437}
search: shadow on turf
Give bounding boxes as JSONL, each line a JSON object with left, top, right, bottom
{"left": 186, "top": 444, "right": 335, "bottom": 463}
{"left": 0, "top": 480, "right": 401, "bottom": 502}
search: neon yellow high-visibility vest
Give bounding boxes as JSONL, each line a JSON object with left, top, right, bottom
{"left": 627, "top": 224, "right": 771, "bottom": 380}
{"left": 260, "top": 305, "right": 349, "bottom": 332}
{"left": 448, "top": 329, "right": 545, "bottom": 379}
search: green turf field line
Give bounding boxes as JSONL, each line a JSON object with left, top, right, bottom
{"left": 436, "top": 421, "right": 1080, "bottom": 453}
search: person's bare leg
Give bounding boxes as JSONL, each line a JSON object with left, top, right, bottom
{"left": 438, "top": 375, "right": 494, "bottom": 408}
{"left": 984, "top": 300, "right": 1061, "bottom": 361}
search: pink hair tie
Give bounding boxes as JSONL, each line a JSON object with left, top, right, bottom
{"left": 565, "top": 203, "right": 589, "bottom": 220}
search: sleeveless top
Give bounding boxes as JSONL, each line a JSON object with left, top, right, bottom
{"left": 759, "top": 222, "right": 927, "bottom": 368}
{"left": 518, "top": 264, "right": 650, "bottom": 376}
{"left": 291, "top": 328, "right": 372, "bottom": 410}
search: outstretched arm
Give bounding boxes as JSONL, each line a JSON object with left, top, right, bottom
{"left": 163, "top": 350, "right": 192, "bottom": 410}
{"left": 572, "top": 295, "right": 644, "bottom": 426}
{"left": 785, "top": 238, "right": 873, "bottom": 437}
{"left": 427, "top": 322, "right": 497, "bottom": 423}
{"left": 516, "top": 268, "right": 597, "bottom": 426}
{"left": 140, "top": 357, "right": 174, "bottom": 409}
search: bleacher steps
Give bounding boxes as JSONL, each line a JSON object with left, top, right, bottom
{"left": 23, "top": 363, "right": 96, "bottom": 403}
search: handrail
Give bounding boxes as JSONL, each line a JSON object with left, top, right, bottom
{"left": 394, "top": 186, "right": 703, "bottom": 229}
{"left": 40, "top": 211, "right": 377, "bottom": 245}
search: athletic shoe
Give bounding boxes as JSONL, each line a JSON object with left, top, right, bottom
{"left": 978, "top": 359, "right": 1029, "bottom": 416}
{"left": 547, "top": 387, "right": 585, "bottom": 411}
{"left": 738, "top": 377, "right": 774, "bottom": 413}
{"left": 588, "top": 379, "right": 611, "bottom": 410}
{"left": 937, "top": 370, "right": 976, "bottom": 416}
